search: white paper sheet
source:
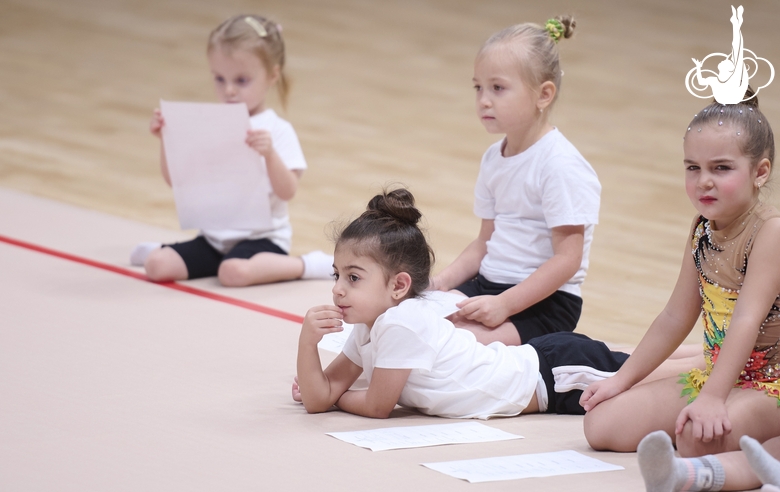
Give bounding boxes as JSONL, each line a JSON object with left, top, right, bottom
{"left": 326, "top": 422, "right": 522, "bottom": 452}
{"left": 421, "top": 450, "right": 624, "bottom": 483}
{"left": 422, "top": 290, "right": 464, "bottom": 317}
{"left": 160, "top": 100, "right": 272, "bottom": 230}
{"left": 317, "top": 323, "right": 354, "bottom": 353}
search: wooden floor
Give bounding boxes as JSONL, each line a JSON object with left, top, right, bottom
{"left": 1, "top": 0, "right": 779, "bottom": 489}
{"left": 2, "top": 0, "right": 780, "bottom": 343}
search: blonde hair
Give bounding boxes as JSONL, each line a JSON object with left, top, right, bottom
{"left": 478, "top": 15, "right": 576, "bottom": 104}
{"left": 207, "top": 14, "right": 290, "bottom": 107}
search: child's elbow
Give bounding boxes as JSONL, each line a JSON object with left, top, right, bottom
{"left": 364, "top": 402, "right": 395, "bottom": 419}
{"left": 301, "top": 399, "right": 332, "bottom": 414}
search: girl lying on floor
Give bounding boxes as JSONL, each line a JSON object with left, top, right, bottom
{"left": 292, "top": 188, "right": 697, "bottom": 419}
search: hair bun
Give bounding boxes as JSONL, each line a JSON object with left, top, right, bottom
{"left": 555, "top": 15, "right": 576, "bottom": 39}
{"left": 367, "top": 188, "right": 422, "bottom": 226}
{"left": 742, "top": 85, "right": 760, "bottom": 109}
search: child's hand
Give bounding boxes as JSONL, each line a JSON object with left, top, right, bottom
{"left": 246, "top": 129, "right": 274, "bottom": 158}
{"left": 292, "top": 376, "right": 302, "bottom": 402}
{"left": 579, "top": 376, "right": 629, "bottom": 412}
{"left": 299, "top": 305, "right": 343, "bottom": 346}
{"left": 150, "top": 108, "right": 165, "bottom": 138}
{"left": 674, "top": 393, "right": 732, "bottom": 442}
{"left": 456, "top": 295, "right": 510, "bottom": 328}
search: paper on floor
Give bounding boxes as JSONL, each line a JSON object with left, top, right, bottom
{"left": 422, "top": 449, "right": 624, "bottom": 483}
{"left": 327, "top": 421, "right": 522, "bottom": 452}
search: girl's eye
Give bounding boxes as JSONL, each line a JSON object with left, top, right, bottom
{"left": 473, "top": 84, "right": 481, "bottom": 91}
{"left": 686, "top": 165, "right": 700, "bottom": 171}
{"left": 715, "top": 165, "right": 732, "bottom": 171}
{"left": 236, "top": 77, "right": 249, "bottom": 86}
{"left": 215, "top": 76, "right": 225, "bottom": 84}
{"left": 332, "top": 272, "right": 339, "bottom": 280}
{"left": 348, "top": 274, "right": 360, "bottom": 282}
{"left": 493, "top": 84, "right": 502, "bottom": 91}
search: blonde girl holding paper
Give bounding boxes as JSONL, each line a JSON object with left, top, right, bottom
{"left": 132, "top": 15, "right": 332, "bottom": 285}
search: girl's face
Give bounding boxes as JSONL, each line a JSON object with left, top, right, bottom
{"left": 473, "top": 44, "right": 540, "bottom": 140}
{"left": 331, "top": 246, "right": 400, "bottom": 328}
{"left": 683, "top": 123, "right": 759, "bottom": 228}
{"left": 208, "top": 46, "right": 279, "bottom": 116}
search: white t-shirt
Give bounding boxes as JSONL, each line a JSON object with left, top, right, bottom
{"left": 474, "top": 129, "right": 600, "bottom": 296}
{"left": 341, "top": 296, "right": 540, "bottom": 419}
{"left": 203, "top": 109, "right": 307, "bottom": 253}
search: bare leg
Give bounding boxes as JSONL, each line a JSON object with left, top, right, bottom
{"left": 617, "top": 343, "right": 701, "bottom": 359}
{"left": 677, "top": 388, "right": 780, "bottom": 457}
{"left": 636, "top": 354, "right": 705, "bottom": 385}
{"left": 144, "top": 247, "right": 188, "bottom": 281}
{"left": 218, "top": 253, "right": 305, "bottom": 287}
{"left": 584, "top": 376, "right": 688, "bottom": 452}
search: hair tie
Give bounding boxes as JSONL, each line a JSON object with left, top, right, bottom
{"left": 545, "top": 18, "right": 564, "bottom": 43}
{"left": 244, "top": 16, "right": 268, "bottom": 38}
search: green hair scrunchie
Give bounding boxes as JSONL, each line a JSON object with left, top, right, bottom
{"left": 545, "top": 18, "right": 564, "bottom": 43}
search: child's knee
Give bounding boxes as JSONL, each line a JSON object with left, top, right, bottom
{"left": 583, "top": 409, "right": 615, "bottom": 451}
{"left": 218, "top": 259, "right": 250, "bottom": 287}
{"left": 144, "top": 249, "right": 175, "bottom": 281}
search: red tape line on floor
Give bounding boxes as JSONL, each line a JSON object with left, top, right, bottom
{"left": 0, "top": 234, "right": 305, "bottom": 324}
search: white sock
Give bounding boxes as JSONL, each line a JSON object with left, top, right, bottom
{"left": 638, "top": 430, "right": 725, "bottom": 491}
{"left": 300, "top": 250, "right": 334, "bottom": 280}
{"left": 742, "top": 435, "right": 780, "bottom": 487}
{"left": 130, "top": 242, "right": 162, "bottom": 266}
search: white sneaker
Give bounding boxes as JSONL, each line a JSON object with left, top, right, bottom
{"left": 130, "top": 242, "right": 162, "bottom": 266}
{"left": 301, "top": 250, "right": 334, "bottom": 279}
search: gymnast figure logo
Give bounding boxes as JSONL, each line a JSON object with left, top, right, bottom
{"left": 685, "top": 5, "right": 774, "bottom": 104}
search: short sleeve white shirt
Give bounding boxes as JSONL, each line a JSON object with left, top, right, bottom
{"left": 203, "top": 109, "right": 307, "bottom": 253}
{"left": 474, "top": 129, "right": 600, "bottom": 296}
{"left": 341, "top": 296, "right": 540, "bottom": 419}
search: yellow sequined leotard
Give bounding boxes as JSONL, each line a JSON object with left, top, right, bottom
{"left": 680, "top": 203, "right": 780, "bottom": 404}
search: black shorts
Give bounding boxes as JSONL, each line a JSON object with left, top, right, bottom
{"left": 528, "top": 332, "right": 629, "bottom": 415}
{"left": 454, "top": 274, "right": 582, "bottom": 342}
{"left": 164, "top": 236, "right": 286, "bottom": 279}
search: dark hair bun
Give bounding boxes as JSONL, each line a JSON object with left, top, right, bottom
{"left": 555, "top": 14, "right": 576, "bottom": 39}
{"left": 742, "top": 85, "right": 760, "bottom": 109}
{"left": 367, "top": 188, "right": 422, "bottom": 226}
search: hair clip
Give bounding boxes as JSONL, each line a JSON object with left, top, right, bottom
{"left": 719, "top": 121, "right": 723, "bottom": 125}
{"left": 545, "top": 18, "right": 564, "bottom": 43}
{"left": 244, "top": 17, "right": 268, "bottom": 37}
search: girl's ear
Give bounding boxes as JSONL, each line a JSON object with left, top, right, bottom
{"left": 756, "top": 158, "right": 771, "bottom": 189}
{"left": 537, "top": 80, "right": 556, "bottom": 112}
{"left": 269, "top": 64, "right": 281, "bottom": 85}
{"left": 390, "top": 272, "right": 412, "bottom": 301}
